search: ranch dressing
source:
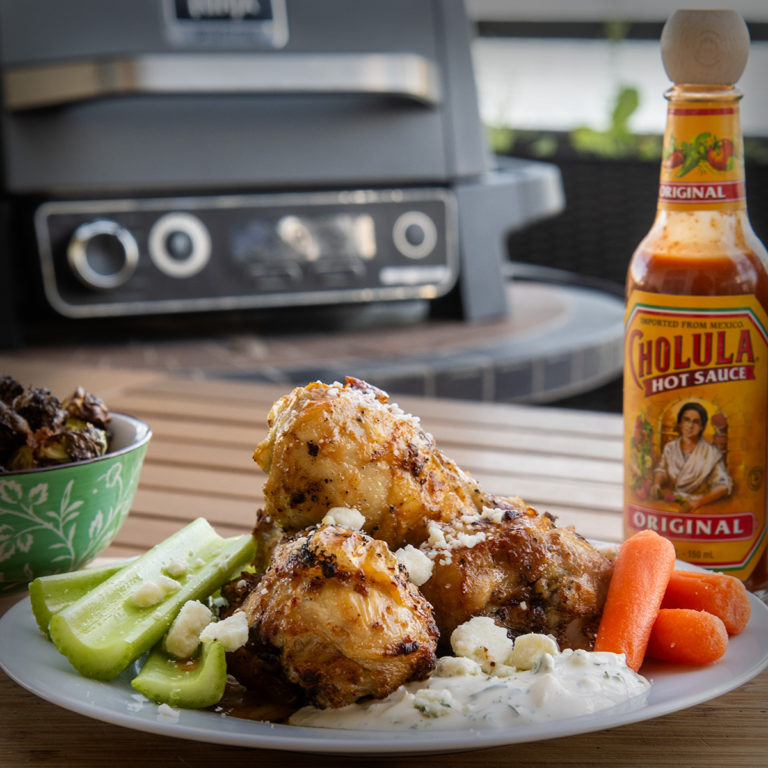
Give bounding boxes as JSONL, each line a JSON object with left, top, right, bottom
{"left": 289, "top": 618, "right": 650, "bottom": 731}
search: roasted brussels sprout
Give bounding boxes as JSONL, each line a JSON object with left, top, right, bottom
{"left": 0, "top": 375, "right": 24, "bottom": 405}
{"left": 0, "top": 401, "right": 31, "bottom": 467}
{"left": 0, "top": 378, "right": 112, "bottom": 471}
{"left": 12, "top": 386, "right": 65, "bottom": 432}
{"left": 62, "top": 386, "right": 111, "bottom": 429}
{"left": 37, "top": 422, "right": 109, "bottom": 465}
{"left": 6, "top": 444, "right": 35, "bottom": 471}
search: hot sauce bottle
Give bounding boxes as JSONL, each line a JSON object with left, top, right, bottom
{"left": 623, "top": 10, "right": 768, "bottom": 596}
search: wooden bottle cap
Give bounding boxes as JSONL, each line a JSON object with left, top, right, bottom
{"left": 661, "top": 9, "right": 750, "bottom": 85}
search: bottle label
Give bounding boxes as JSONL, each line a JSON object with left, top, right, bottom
{"left": 624, "top": 291, "right": 768, "bottom": 580}
{"left": 659, "top": 103, "right": 745, "bottom": 211}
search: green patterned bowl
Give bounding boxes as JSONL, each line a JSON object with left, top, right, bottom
{"left": 0, "top": 412, "right": 151, "bottom": 595}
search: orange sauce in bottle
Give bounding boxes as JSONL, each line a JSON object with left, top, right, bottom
{"left": 623, "top": 13, "right": 768, "bottom": 595}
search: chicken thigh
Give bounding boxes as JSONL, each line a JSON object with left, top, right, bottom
{"left": 253, "top": 377, "right": 483, "bottom": 551}
{"left": 234, "top": 524, "right": 439, "bottom": 709}
{"left": 251, "top": 377, "right": 614, "bottom": 658}
{"left": 419, "top": 497, "right": 614, "bottom": 651}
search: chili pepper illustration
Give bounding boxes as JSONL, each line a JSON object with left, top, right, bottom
{"left": 706, "top": 136, "right": 735, "bottom": 171}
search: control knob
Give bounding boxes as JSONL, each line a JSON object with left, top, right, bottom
{"left": 67, "top": 220, "right": 139, "bottom": 290}
{"left": 148, "top": 212, "right": 211, "bottom": 278}
{"left": 392, "top": 211, "right": 437, "bottom": 259}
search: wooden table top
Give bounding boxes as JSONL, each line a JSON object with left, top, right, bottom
{"left": 1, "top": 358, "right": 766, "bottom": 768}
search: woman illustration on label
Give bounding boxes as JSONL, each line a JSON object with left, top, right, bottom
{"left": 651, "top": 401, "right": 733, "bottom": 513}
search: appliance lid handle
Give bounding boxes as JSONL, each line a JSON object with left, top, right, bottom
{"left": 3, "top": 52, "right": 442, "bottom": 110}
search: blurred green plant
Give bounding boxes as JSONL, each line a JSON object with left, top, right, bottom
{"left": 603, "top": 19, "right": 631, "bottom": 42}
{"left": 486, "top": 85, "right": 662, "bottom": 161}
{"left": 484, "top": 18, "right": 768, "bottom": 164}
{"left": 487, "top": 124, "right": 515, "bottom": 156}
{"left": 486, "top": 125, "right": 561, "bottom": 158}
{"left": 570, "top": 85, "right": 662, "bottom": 160}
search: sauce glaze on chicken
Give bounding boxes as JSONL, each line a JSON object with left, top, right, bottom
{"left": 230, "top": 524, "right": 438, "bottom": 709}
{"left": 228, "top": 377, "right": 613, "bottom": 712}
{"left": 253, "top": 377, "right": 484, "bottom": 551}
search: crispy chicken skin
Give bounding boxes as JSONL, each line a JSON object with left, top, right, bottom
{"left": 419, "top": 498, "right": 614, "bottom": 651}
{"left": 250, "top": 376, "right": 612, "bottom": 673}
{"left": 236, "top": 524, "right": 439, "bottom": 709}
{"left": 253, "top": 377, "right": 483, "bottom": 551}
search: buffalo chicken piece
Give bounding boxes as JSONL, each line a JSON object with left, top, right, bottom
{"left": 419, "top": 497, "right": 614, "bottom": 651}
{"left": 234, "top": 524, "right": 438, "bottom": 709}
{"left": 253, "top": 377, "right": 483, "bottom": 551}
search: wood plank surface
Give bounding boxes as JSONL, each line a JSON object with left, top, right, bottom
{"left": 1, "top": 361, "right": 766, "bottom": 768}
{"left": 96, "top": 369, "right": 629, "bottom": 551}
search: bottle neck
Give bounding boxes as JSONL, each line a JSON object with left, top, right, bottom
{"left": 658, "top": 84, "right": 746, "bottom": 213}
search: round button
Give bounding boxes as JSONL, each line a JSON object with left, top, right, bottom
{"left": 164, "top": 230, "right": 195, "bottom": 261}
{"left": 392, "top": 211, "right": 437, "bottom": 259}
{"left": 404, "top": 223, "right": 426, "bottom": 247}
{"left": 149, "top": 212, "right": 211, "bottom": 278}
{"left": 67, "top": 220, "right": 139, "bottom": 290}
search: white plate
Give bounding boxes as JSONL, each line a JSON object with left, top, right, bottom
{"left": 1, "top": 593, "right": 768, "bottom": 755}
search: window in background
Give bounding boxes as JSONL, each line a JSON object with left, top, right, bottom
{"left": 466, "top": 13, "right": 768, "bottom": 290}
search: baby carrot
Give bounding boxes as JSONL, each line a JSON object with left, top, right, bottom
{"left": 661, "top": 569, "right": 751, "bottom": 635}
{"left": 594, "top": 529, "right": 676, "bottom": 671}
{"left": 646, "top": 608, "right": 728, "bottom": 665}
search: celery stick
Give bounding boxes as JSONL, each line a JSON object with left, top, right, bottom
{"left": 131, "top": 640, "right": 227, "bottom": 709}
{"left": 29, "top": 559, "right": 134, "bottom": 636}
{"left": 48, "top": 518, "right": 256, "bottom": 680}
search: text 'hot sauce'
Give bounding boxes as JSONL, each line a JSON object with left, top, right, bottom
{"left": 623, "top": 10, "right": 768, "bottom": 594}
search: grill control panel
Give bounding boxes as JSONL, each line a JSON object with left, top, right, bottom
{"left": 34, "top": 188, "right": 458, "bottom": 318}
